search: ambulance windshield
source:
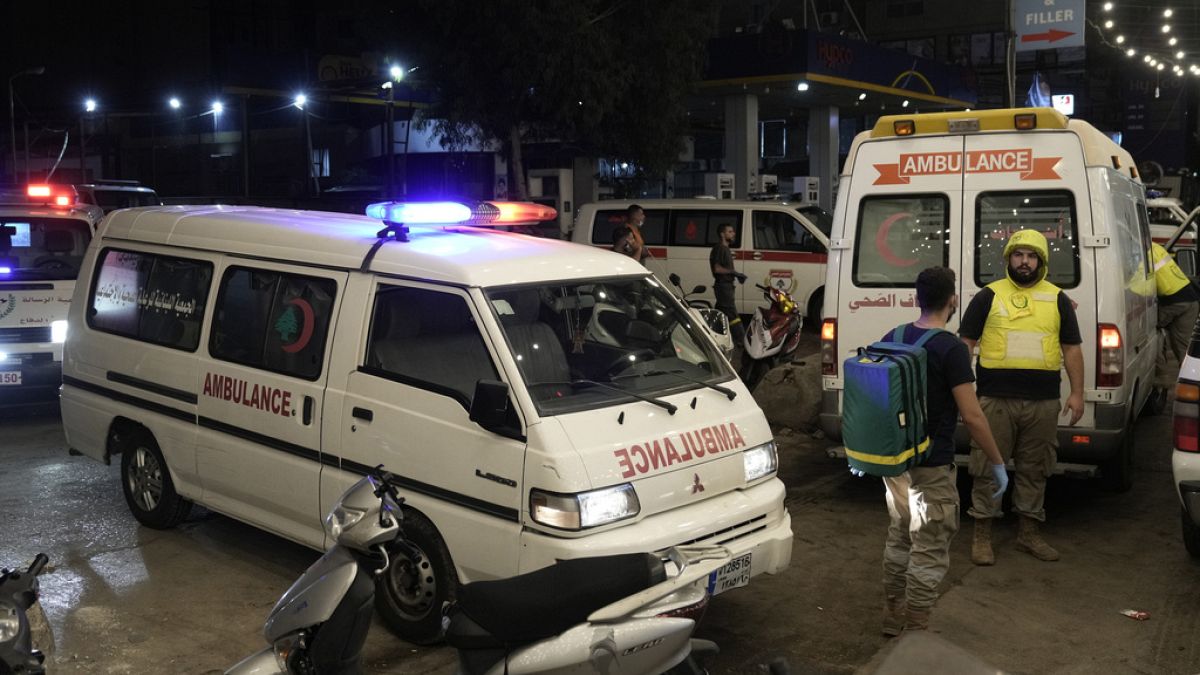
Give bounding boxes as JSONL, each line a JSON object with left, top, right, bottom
{"left": 486, "top": 277, "right": 735, "bottom": 415}
{"left": 0, "top": 217, "right": 91, "bottom": 281}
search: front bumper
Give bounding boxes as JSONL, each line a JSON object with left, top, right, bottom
{"left": 1173, "top": 450, "right": 1200, "bottom": 527}
{"left": 519, "top": 477, "right": 793, "bottom": 579}
{"left": 0, "top": 353, "right": 61, "bottom": 404}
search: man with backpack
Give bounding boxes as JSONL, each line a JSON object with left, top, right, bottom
{"left": 846, "top": 266, "right": 1008, "bottom": 634}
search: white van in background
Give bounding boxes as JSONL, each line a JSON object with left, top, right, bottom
{"left": 75, "top": 180, "right": 161, "bottom": 214}
{"left": 0, "top": 184, "right": 104, "bottom": 402}
{"left": 819, "top": 108, "right": 1156, "bottom": 490}
{"left": 572, "top": 199, "right": 831, "bottom": 325}
{"left": 60, "top": 200, "right": 793, "bottom": 644}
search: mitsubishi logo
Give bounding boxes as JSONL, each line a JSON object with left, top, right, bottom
{"left": 691, "top": 473, "right": 705, "bottom": 494}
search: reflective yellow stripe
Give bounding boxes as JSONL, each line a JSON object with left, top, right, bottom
{"left": 1154, "top": 257, "right": 1171, "bottom": 272}
{"left": 845, "top": 437, "right": 931, "bottom": 465}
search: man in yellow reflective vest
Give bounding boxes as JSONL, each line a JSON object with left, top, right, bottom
{"left": 958, "top": 229, "right": 1085, "bottom": 565}
{"left": 1151, "top": 242, "right": 1199, "bottom": 407}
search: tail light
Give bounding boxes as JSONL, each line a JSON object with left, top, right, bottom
{"left": 821, "top": 319, "right": 838, "bottom": 376}
{"left": 1097, "top": 323, "right": 1123, "bottom": 387}
{"left": 1174, "top": 382, "right": 1200, "bottom": 453}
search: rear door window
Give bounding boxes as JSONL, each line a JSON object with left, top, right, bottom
{"left": 669, "top": 210, "right": 741, "bottom": 247}
{"left": 853, "top": 195, "right": 949, "bottom": 287}
{"left": 974, "top": 190, "right": 1079, "bottom": 288}
{"left": 591, "top": 209, "right": 667, "bottom": 246}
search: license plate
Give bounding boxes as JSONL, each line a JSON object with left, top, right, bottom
{"left": 0, "top": 371, "right": 21, "bottom": 385}
{"left": 707, "top": 552, "right": 752, "bottom": 596}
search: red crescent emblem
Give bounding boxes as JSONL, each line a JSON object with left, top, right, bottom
{"left": 875, "top": 212, "right": 919, "bottom": 268}
{"left": 282, "top": 298, "right": 315, "bottom": 353}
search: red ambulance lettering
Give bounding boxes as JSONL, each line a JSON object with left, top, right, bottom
{"left": 613, "top": 422, "right": 748, "bottom": 478}
{"left": 875, "top": 148, "right": 1061, "bottom": 185}
{"left": 201, "top": 372, "right": 292, "bottom": 418}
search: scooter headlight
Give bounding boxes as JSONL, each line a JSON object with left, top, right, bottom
{"left": 272, "top": 631, "right": 306, "bottom": 671}
{"left": 743, "top": 441, "right": 778, "bottom": 482}
{"left": 325, "top": 505, "right": 367, "bottom": 539}
{"left": 530, "top": 484, "right": 640, "bottom": 530}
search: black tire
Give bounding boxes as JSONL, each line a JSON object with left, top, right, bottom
{"left": 119, "top": 429, "right": 192, "bottom": 529}
{"left": 806, "top": 289, "right": 824, "bottom": 332}
{"left": 1145, "top": 387, "right": 1169, "bottom": 417}
{"left": 740, "top": 359, "right": 770, "bottom": 392}
{"left": 1100, "top": 423, "right": 1135, "bottom": 493}
{"left": 375, "top": 511, "right": 458, "bottom": 645}
{"left": 1183, "top": 508, "right": 1200, "bottom": 559}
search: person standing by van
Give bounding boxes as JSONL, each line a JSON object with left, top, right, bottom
{"left": 710, "top": 222, "right": 746, "bottom": 344}
{"left": 625, "top": 204, "right": 649, "bottom": 264}
{"left": 1150, "top": 242, "right": 1200, "bottom": 406}
{"left": 611, "top": 225, "right": 636, "bottom": 258}
{"left": 877, "top": 266, "right": 1008, "bottom": 634}
{"left": 959, "top": 229, "right": 1084, "bottom": 565}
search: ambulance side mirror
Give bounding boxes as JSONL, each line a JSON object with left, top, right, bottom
{"left": 470, "top": 379, "right": 515, "bottom": 435}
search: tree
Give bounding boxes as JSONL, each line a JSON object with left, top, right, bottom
{"left": 403, "top": 0, "right": 719, "bottom": 198}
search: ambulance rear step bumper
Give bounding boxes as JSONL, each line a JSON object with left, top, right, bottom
{"left": 823, "top": 446, "right": 1100, "bottom": 479}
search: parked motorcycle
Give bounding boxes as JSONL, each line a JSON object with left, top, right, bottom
{"left": 667, "top": 273, "right": 734, "bottom": 359}
{"left": 739, "top": 284, "right": 804, "bottom": 391}
{"left": 228, "top": 466, "right": 731, "bottom": 675}
{"left": 0, "top": 553, "right": 50, "bottom": 675}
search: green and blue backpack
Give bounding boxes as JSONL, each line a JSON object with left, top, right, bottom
{"left": 842, "top": 324, "right": 946, "bottom": 477}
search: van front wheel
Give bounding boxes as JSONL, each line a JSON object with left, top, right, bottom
{"left": 119, "top": 430, "right": 191, "bottom": 529}
{"left": 376, "top": 512, "right": 458, "bottom": 645}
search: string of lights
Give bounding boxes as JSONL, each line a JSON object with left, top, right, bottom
{"left": 1094, "top": 3, "right": 1200, "bottom": 78}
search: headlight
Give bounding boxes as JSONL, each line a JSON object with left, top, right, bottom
{"left": 272, "top": 631, "right": 306, "bottom": 670}
{"left": 530, "top": 484, "right": 640, "bottom": 530}
{"left": 51, "top": 320, "right": 68, "bottom": 343}
{"left": 0, "top": 601, "right": 19, "bottom": 642}
{"left": 325, "top": 504, "right": 366, "bottom": 539}
{"left": 743, "top": 441, "right": 778, "bottom": 482}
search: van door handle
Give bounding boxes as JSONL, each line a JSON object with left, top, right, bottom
{"left": 752, "top": 251, "right": 764, "bottom": 261}
{"left": 352, "top": 407, "right": 374, "bottom": 422}
{"left": 303, "top": 396, "right": 315, "bottom": 425}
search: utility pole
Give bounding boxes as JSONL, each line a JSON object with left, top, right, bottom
{"left": 386, "top": 84, "right": 395, "bottom": 198}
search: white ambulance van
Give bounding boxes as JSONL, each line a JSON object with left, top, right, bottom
{"left": 0, "top": 184, "right": 104, "bottom": 402}
{"left": 819, "top": 108, "right": 1156, "bottom": 491}
{"left": 571, "top": 199, "right": 831, "bottom": 324}
{"left": 60, "top": 201, "right": 793, "bottom": 643}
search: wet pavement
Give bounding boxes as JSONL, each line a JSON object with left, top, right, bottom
{"left": 2, "top": 369, "right": 1198, "bottom": 674}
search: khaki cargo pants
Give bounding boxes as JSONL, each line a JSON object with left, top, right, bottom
{"left": 883, "top": 464, "right": 959, "bottom": 610}
{"left": 968, "top": 397, "right": 1059, "bottom": 522}
{"left": 1156, "top": 301, "right": 1200, "bottom": 386}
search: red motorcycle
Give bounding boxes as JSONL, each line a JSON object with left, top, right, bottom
{"left": 739, "top": 284, "right": 804, "bottom": 391}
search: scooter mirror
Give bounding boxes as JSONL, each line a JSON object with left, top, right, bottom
{"left": 668, "top": 273, "right": 682, "bottom": 287}
{"left": 691, "top": 285, "right": 706, "bottom": 294}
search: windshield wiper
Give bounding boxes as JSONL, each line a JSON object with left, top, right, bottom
{"left": 529, "top": 379, "right": 677, "bottom": 415}
{"left": 614, "top": 369, "right": 736, "bottom": 400}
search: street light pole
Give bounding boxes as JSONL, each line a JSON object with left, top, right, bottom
{"left": 8, "top": 66, "right": 44, "bottom": 179}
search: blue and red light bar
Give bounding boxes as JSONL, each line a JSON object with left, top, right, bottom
{"left": 365, "top": 200, "right": 557, "bottom": 226}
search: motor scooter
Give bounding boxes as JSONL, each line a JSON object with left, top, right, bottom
{"left": 739, "top": 284, "right": 804, "bottom": 391}
{"left": 667, "top": 273, "right": 734, "bottom": 359}
{"left": 228, "top": 466, "right": 730, "bottom": 675}
{"left": 0, "top": 553, "right": 50, "bottom": 675}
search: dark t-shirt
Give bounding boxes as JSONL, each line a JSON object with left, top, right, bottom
{"left": 881, "top": 324, "right": 975, "bottom": 466}
{"left": 710, "top": 243, "right": 734, "bottom": 284}
{"left": 958, "top": 287, "right": 1083, "bottom": 400}
{"left": 1163, "top": 281, "right": 1200, "bottom": 304}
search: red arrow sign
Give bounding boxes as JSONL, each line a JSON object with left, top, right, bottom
{"left": 1021, "top": 29, "right": 1075, "bottom": 43}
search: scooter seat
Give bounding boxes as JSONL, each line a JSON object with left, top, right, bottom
{"left": 448, "top": 552, "right": 665, "bottom": 646}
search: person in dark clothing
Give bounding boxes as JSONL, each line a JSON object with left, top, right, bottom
{"left": 875, "top": 266, "right": 1006, "bottom": 635}
{"left": 611, "top": 225, "right": 635, "bottom": 257}
{"left": 709, "top": 222, "right": 746, "bottom": 344}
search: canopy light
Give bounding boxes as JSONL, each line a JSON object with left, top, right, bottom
{"left": 169, "top": 97, "right": 181, "bottom": 110}
{"left": 84, "top": 98, "right": 97, "bottom": 113}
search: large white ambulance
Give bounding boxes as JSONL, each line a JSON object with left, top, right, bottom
{"left": 0, "top": 184, "right": 104, "bottom": 402}
{"left": 60, "top": 201, "right": 793, "bottom": 643}
{"left": 819, "top": 108, "right": 1156, "bottom": 490}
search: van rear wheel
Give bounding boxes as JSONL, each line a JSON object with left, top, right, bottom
{"left": 1181, "top": 508, "right": 1200, "bottom": 559}
{"left": 119, "top": 429, "right": 191, "bottom": 529}
{"left": 376, "top": 512, "right": 458, "bottom": 645}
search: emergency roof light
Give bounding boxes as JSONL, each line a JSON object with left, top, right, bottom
{"left": 365, "top": 200, "right": 558, "bottom": 236}
{"left": 23, "top": 184, "right": 75, "bottom": 207}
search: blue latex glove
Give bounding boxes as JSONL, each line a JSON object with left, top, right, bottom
{"left": 849, "top": 467, "right": 867, "bottom": 478}
{"left": 990, "top": 463, "right": 1009, "bottom": 500}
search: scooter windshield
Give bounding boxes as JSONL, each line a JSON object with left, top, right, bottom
{"left": 486, "top": 277, "right": 735, "bottom": 415}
